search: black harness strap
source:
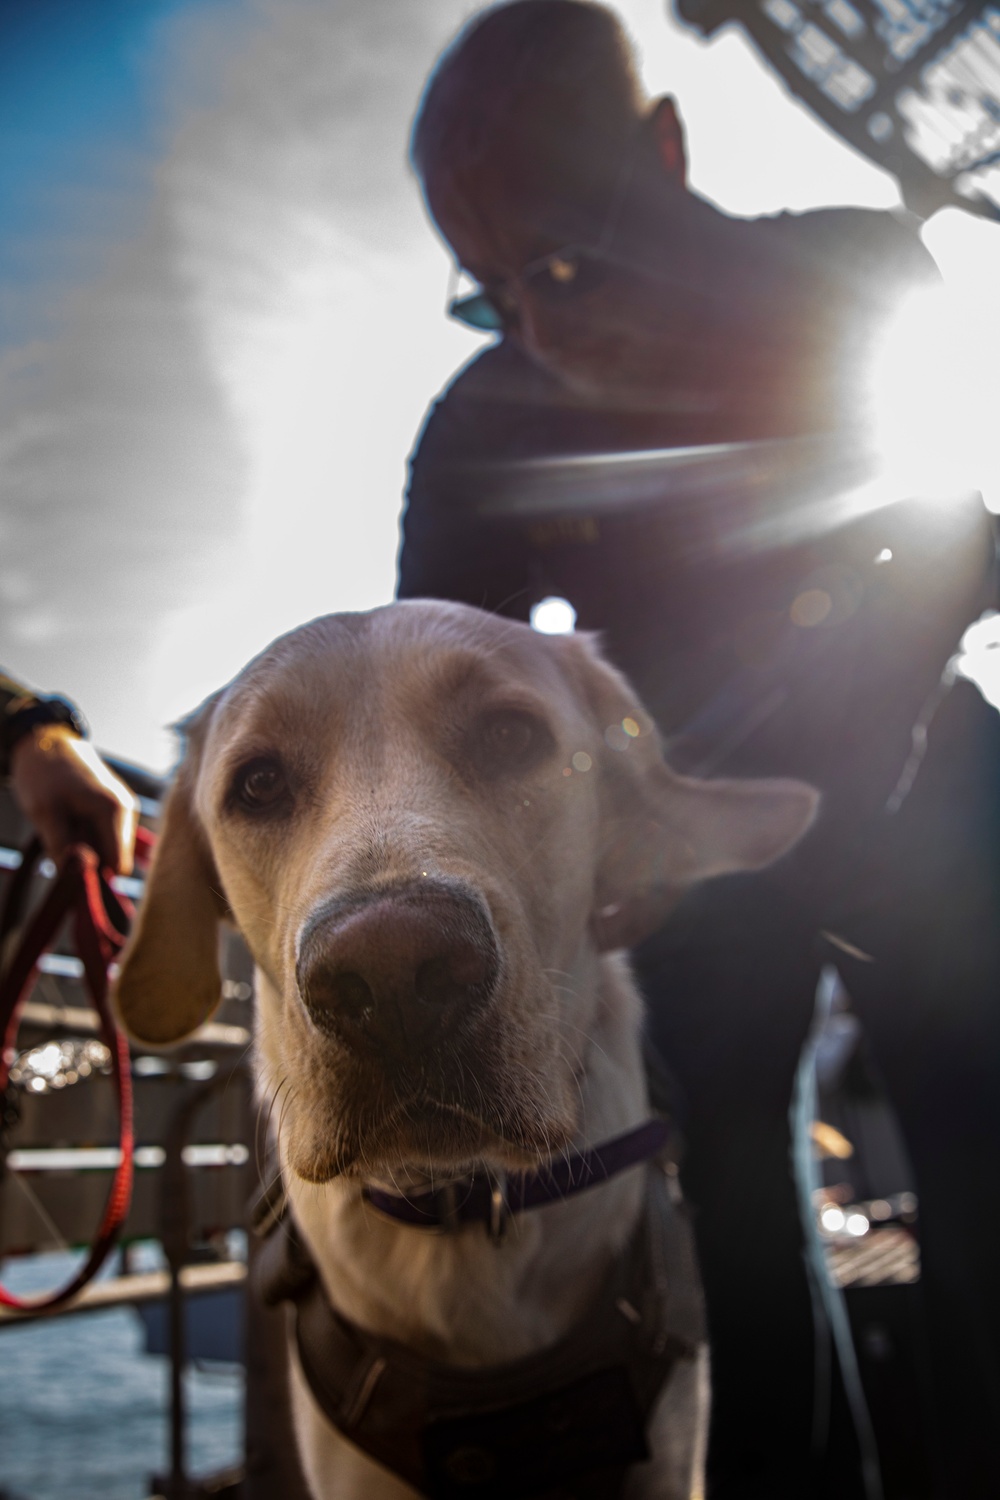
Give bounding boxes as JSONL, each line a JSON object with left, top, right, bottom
{"left": 257, "top": 1164, "right": 705, "bottom": 1498}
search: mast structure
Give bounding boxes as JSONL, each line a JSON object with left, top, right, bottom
{"left": 674, "top": 0, "right": 1000, "bottom": 220}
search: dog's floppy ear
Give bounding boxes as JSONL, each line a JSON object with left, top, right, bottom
{"left": 565, "top": 636, "right": 820, "bottom": 952}
{"left": 116, "top": 710, "right": 228, "bottom": 1045}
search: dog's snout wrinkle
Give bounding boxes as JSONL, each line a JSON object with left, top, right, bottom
{"left": 296, "top": 881, "right": 500, "bottom": 1053}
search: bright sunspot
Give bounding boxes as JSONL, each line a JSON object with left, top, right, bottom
{"left": 530, "top": 597, "right": 578, "bottom": 635}
{"left": 867, "top": 275, "right": 1000, "bottom": 511}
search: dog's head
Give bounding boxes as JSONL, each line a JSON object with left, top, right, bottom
{"left": 117, "top": 602, "right": 817, "bottom": 1183}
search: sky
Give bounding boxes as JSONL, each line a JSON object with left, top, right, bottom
{"left": 2, "top": 0, "right": 998, "bottom": 771}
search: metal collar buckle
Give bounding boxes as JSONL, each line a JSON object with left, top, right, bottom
{"left": 488, "top": 1171, "right": 509, "bottom": 1246}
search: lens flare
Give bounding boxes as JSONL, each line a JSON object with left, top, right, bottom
{"left": 530, "top": 596, "right": 577, "bottom": 634}
{"left": 867, "top": 278, "right": 999, "bottom": 509}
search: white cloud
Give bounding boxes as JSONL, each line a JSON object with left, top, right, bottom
{"left": 1, "top": 0, "right": 480, "bottom": 769}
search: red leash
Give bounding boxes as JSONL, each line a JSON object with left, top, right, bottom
{"left": 0, "top": 827, "right": 154, "bottom": 1312}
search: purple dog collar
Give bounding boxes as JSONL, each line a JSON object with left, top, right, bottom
{"left": 363, "top": 1117, "right": 671, "bottom": 1241}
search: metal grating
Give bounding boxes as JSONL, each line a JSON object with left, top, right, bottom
{"left": 674, "top": 0, "right": 1000, "bottom": 219}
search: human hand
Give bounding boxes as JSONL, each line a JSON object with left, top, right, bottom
{"left": 9, "top": 725, "right": 140, "bottom": 875}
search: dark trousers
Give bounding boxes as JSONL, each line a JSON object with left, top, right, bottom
{"left": 635, "top": 682, "right": 1000, "bottom": 1499}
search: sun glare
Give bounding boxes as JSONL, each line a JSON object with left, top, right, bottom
{"left": 531, "top": 597, "right": 578, "bottom": 635}
{"left": 955, "top": 612, "right": 1000, "bottom": 711}
{"left": 866, "top": 282, "right": 992, "bottom": 507}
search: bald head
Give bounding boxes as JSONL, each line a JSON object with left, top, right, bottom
{"left": 412, "top": 1, "right": 646, "bottom": 216}
{"left": 409, "top": 1, "right": 698, "bottom": 398}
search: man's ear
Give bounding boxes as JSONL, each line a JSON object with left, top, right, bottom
{"left": 647, "top": 97, "right": 687, "bottom": 187}
{"left": 565, "top": 636, "right": 819, "bottom": 952}
{"left": 115, "top": 740, "right": 227, "bottom": 1046}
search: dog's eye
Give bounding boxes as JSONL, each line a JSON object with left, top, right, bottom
{"left": 469, "top": 710, "right": 552, "bottom": 776}
{"left": 231, "top": 758, "right": 288, "bottom": 812}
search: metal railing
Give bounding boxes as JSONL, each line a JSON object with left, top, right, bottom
{"left": 674, "top": 0, "right": 1000, "bottom": 220}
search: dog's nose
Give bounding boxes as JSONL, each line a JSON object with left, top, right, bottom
{"left": 296, "top": 882, "right": 500, "bottom": 1052}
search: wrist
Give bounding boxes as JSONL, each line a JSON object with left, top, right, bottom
{"left": 1, "top": 695, "right": 88, "bottom": 779}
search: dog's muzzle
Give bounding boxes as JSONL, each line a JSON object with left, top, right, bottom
{"left": 296, "top": 879, "right": 501, "bottom": 1057}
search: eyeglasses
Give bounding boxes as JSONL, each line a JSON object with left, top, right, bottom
{"left": 446, "top": 133, "right": 642, "bottom": 333}
{"left": 448, "top": 245, "right": 613, "bottom": 332}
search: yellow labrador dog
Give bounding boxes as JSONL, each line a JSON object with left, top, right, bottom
{"left": 117, "top": 601, "right": 817, "bottom": 1500}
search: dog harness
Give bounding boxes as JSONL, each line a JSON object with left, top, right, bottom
{"left": 255, "top": 1127, "right": 705, "bottom": 1499}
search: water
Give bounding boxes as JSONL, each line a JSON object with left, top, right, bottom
{"left": 0, "top": 1251, "right": 243, "bottom": 1500}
